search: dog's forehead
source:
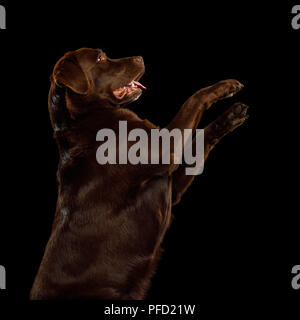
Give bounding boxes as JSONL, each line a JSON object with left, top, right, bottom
{"left": 75, "top": 48, "right": 101, "bottom": 67}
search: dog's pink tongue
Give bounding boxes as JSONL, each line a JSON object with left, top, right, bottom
{"left": 133, "top": 80, "right": 146, "bottom": 90}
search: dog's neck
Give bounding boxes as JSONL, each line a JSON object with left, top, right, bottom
{"left": 48, "top": 85, "right": 73, "bottom": 164}
{"left": 48, "top": 85, "right": 73, "bottom": 134}
{"left": 48, "top": 84, "right": 119, "bottom": 164}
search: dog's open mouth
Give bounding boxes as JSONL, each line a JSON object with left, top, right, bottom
{"left": 113, "top": 80, "right": 146, "bottom": 100}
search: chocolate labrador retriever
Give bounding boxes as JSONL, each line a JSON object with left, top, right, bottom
{"left": 30, "top": 48, "right": 248, "bottom": 300}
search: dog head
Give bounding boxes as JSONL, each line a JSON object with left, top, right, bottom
{"left": 52, "top": 48, "right": 146, "bottom": 106}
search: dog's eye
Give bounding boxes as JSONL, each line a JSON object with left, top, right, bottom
{"left": 97, "top": 51, "right": 107, "bottom": 63}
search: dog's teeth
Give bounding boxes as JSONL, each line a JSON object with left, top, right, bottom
{"left": 126, "top": 81, "right": 138, "bottom": 88}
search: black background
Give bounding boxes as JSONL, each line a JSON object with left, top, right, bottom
{"left": 0, "top": 0, "right": 298, "bottom": 316}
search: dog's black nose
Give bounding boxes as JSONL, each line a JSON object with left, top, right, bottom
{"left": 133, "top": 56, "right": 144, "bottom": 64}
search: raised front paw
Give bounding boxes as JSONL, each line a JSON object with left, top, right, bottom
{"left": 197, "top": 79, "right": 244, "bottom": 107}
{"left": 205, "top": 102, "right": 249, "bottom": 153}
{"left": 214, "top": 102, "right": 249, "bottom": 135}
{"left": 213, "top": 79, "right": 244, "bottom": 100}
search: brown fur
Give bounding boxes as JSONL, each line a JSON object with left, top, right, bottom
{"left": 30, "top": 48, "right": 248, "bottom": 300}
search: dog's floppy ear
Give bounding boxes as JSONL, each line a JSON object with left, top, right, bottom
{"left": 52, "top": 52, "right": 90, "bottom": 95}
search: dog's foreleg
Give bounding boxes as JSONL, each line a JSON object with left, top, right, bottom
{"left": 140, "top": 80, "right": 244, "bottom": 177}
{"left": 165, "top": 79, "right": 243, "bottom": 173}
{"left": 172, "top": 102, "right": 248, "bottom": 205}
{"left": 167, "top": 79, "right": 243, "bottom": 133}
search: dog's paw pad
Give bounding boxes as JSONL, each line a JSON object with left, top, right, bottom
{"left": 227, "top": 103, "right": 249, "bottom": 128}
